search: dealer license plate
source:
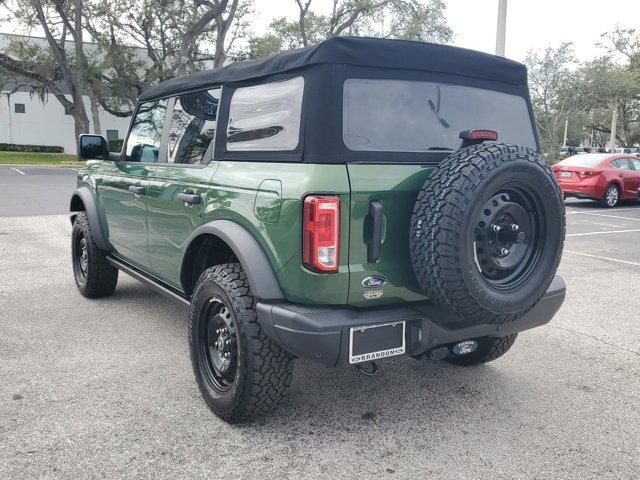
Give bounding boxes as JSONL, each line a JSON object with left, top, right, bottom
{"left": 349, "top": 322, "right": 406, "bottom": 364}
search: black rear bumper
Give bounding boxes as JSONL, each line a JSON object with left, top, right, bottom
{"left": 256, "top": 276, "right": 566, "bottom": 367}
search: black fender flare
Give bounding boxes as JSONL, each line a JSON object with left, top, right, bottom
{"left": 181, "top": 220, "right": 284, "bottom": 300}
{"left": 69, "top": 187, "right": 110, "bottom": 251}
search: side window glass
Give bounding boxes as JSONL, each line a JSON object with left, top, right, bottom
{"left": 226, "top": 76, "right": 304, "bottom": 151}
{"left": 613, "top": 158, "right": 631, "bottom": 170}
{"left": 125, "top": 99, "right": 168, "bottom": 163}
{"left": 631, "top": 159, "right": 640, "bottom": 171}
{"left": 167, "top": 88, "right": 221, "bottom": 164}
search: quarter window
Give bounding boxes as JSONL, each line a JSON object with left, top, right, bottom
{"left": 125, "top": 99, "right": 168, "bottom": 163}
{"left": 612, "top": 158, "right": 631, "bottom": 170}
{"left": 226, "top": 76, "right": 304, "bottom": 151}
{"left": 167, "top": 88, "right": 220, "bottom": 164}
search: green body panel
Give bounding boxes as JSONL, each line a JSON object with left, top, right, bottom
{"left": 92, "top": 162, "right": 150, "bottom": 269}
{"left": 79, "top": 158, "right": 434, "bottom": 307}
{"left": 146, "top": 163, "right": 218, "bottom": 289}
{"left": 346, "top": 164, "right": 435, "bottom": 307}
{"left": 202, "top": 161, "right": 351, "bottom": 304}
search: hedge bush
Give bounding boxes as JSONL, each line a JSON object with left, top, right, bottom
{"left": 108, "top": 139, "right": 124, "bottom": 152}
{"left": 0, "top": 143, "right": 64, "bottom": 153}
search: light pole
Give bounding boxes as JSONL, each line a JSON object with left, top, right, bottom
{"left": 495, "top": 0, "right": 508, "bottom": 57}
{"left": 609, "top": 101, "right": 618, "bottom": 151}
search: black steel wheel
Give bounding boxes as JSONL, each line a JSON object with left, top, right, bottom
{"left": 72, "top": 232, "right": 89, "bottom": 285}
{"left": 473, "top": 186, "right": 545, "bottom": 291}
{"left": 410, "top": 143, "right": 565, "bottom": 325}
{"left": 198, "top": 298, "right": 238, "bottom": 393}
{"left": 189, "top": 263, "right": 293, "bottom": 423}
{"left": 71, "top": 212, "right": 118, "bottom": 298}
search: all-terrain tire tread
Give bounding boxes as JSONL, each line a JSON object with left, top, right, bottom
{"left": 410, "top": 143, "right": 565, "bottom": 325}
{"left": 73, "top": 212, "right": 118, "bottom": 298}
{"left": 190, "top": 263, "right": 293, "bottom": 422}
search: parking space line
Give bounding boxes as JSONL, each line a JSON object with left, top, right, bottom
{"left": 11, "top": 167, "right": 26, "bottom": 175}
{"left": 566, "top": 228, "right": 640, "bottom": 237}
{"left": 574, "top": 212, "right": 640, "bottom": 222}
{"left": 564, "top": 250, "right": 640, "bottom": 267}
{"left": 566, "top": 206, "right": 640, "bottom": 214}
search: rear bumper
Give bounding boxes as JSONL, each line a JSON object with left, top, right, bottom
{"left": 557, "top": 179, "right": 605, "bottom": 200}
{"left": 257, "top": 276, "right": 566, "bottom": 367}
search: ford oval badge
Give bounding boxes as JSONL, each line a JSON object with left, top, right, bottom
{"left": 362, "top": 275, "right": 388, "bottom": 288}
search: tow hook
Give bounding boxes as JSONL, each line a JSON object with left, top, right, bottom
{"left": 355, "top": 362, "right": 379, "bottom": 376}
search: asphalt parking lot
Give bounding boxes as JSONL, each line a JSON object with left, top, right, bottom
{"left": 1, "top": 166, "right": 639, "bottom": 479}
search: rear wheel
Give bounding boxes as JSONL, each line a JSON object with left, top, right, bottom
{"left": 600, "top": 184, "right": 619, "bottom": 208}
{"left": 410, "top": 143, "right": 565, "bottom": 325}
{"left": 446, "top": 334, "right": 518, "bottom": 366}
{"left": 188, "top": 263, "right": 293, "bottom": 422}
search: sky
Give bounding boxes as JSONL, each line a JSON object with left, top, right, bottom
{"left": 1, "top": 0, "right": 638, "bottom": 64}
{"left": 251, "top": 0, "right": 640, "bottom": 63}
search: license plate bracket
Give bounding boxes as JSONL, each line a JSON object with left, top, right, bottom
{"left": 349, "top": 322, "right": 406, "bottom": 364}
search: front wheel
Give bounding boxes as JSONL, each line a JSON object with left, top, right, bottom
{"left": 601, "top": 184, "right": 619, "bottom": 208}
{"left": 188, "top": 263, "right": 293, "bottom": 422}
{"left": 71, "top": 212, "right": 118, "bottom": 298}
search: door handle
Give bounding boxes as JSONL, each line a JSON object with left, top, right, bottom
{"left": 128, "top": 185, "right": 145, "bottom": 195}
{"left": 176, "top": 192, "right": 201, "bottom": 205}
{"left": 367, "top": 200, "right": 383, "bottom": 263}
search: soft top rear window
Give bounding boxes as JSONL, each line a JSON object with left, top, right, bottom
{"left": 343, "top": 79, "right": 536, "bottom": 153}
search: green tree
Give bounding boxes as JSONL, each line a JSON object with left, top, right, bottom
{"left": 525, "top": 43, "right": 579, "bottom": 161}
{"left": 245, "top": 0, "right": 452, "bottom": 60}
{"left": 0, "top": 0, "right": 250, "bottom": 143}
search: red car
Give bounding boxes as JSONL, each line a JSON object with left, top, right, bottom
{"left": 552, "top": 153, "right": 640, "bottom": 207}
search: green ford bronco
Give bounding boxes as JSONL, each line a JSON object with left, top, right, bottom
{"left": 70, "top": 37, "right": 566, "bottom": 422}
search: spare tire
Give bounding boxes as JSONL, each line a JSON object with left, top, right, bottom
{"left": 410, "top": 143, "right": 565, "bottom": 325}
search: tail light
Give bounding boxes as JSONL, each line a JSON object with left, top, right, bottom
{"left": 578, "top": 170, "right": 601, "bottom": 177}
{"left": 303, "top": 196, "right": 340, "bottom": 273}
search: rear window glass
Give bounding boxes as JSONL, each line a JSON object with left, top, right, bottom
{"left": 343, "top": 79, "right": 536, "bottom": 152}
{"left": 560, "top": 155, "right": 607, "bottom": 166}
{"left": 226, "top": 76, "right": 304, "bottom": 151}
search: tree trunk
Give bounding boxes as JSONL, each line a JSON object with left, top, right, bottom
{"left": 90, "top": 93, "right": 102, "bottom": 135}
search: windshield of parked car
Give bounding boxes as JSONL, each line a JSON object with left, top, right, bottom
{"left": 343, "top": 79, "right": 536, "bottom": 152}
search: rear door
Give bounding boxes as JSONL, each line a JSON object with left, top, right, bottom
{"left": 145, "top": 88, "right": 221, "bottom": 290}
{"left": 629, "top": 158, "right": 640, "bottom": 197}
{"left": 342, "top": 77, "right": 537, "bottom": 306}
{"left": 611, "top": 158, "right": 635, "bottom": 198}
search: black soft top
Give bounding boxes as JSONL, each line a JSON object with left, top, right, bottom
{"left": 139, "top": 36, "right": 527, "bottom": 101}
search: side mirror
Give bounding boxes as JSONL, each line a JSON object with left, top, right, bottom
{"left": 78, "top": 134, "right": 109, "bottom": 161}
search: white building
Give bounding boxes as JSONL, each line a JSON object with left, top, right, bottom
{"left": 0, "top": 33, "right": 133, "bottom": 154}
{"left": 0, "top": 91, "right": 132, "bottom": 154}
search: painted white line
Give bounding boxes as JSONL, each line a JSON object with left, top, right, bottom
{"left": 564, "top": 250, "right": 640, "bottom": 267}
{"left": 11, "top": 167, "right": 25, "bottom": 175}
{"left": 566, "top": 206, "right": 640, "bottom": 213}
{"left": 566, "top": 228, "right": 640, "bottom": 237}
{"left": 576, "top": 212, "right": 640, "bottom": 222}
{"left": 587, "top": 222, "right": 624, "bottom": 229}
